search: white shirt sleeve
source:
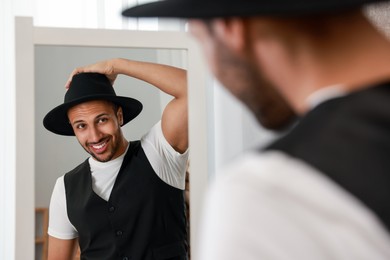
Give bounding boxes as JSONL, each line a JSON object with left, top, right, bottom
{"left": 48, "top": 176, "right": 78, "bottom": 239}
{"left": 141, "top": 120, "right": 189, "bottom": 190}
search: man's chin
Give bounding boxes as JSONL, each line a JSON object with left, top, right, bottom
{"left": 90, "top": 152, "right": 113, "bottom": 163}
{"left": 258, "top": 112, "right": 298, "bottom": 132}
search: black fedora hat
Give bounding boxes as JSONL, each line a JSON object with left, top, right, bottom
{"left": 43, "top": 73, "right": 143, "bottom": 136}
{"left": 122, "top": 0, "right": 388, "bottom": 19}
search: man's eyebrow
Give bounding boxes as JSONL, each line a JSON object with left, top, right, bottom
{"left": 96, "top": 113, "right": 110, "bottom": 118}
{"left": 71, "top": 119, "right": 85, "bottom": 126}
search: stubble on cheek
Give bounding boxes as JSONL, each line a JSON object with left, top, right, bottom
{"left": 216, "top": 39, "right": 297, "bottom": 131}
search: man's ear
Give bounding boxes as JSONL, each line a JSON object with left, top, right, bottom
{"left": 117, "top": 107, "right": 123, "bottom": 126}
{"left": 213, "top": 18, "right": 247, "bottom": 53}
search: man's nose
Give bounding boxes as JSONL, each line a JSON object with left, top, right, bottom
{"left": 88, "top": 125, "right": 102, "bottom": 142}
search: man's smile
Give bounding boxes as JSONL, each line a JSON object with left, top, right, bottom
{"left": 88, "top": 138, "right": 109, "bottom": 154}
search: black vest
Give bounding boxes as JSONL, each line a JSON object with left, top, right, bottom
{"left": 64, "top": 141, "right": 188, "bottom": 260}
{"left": 265, "top": 83, "right": 390, "bottom": 232}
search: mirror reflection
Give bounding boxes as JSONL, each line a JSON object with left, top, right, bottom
{"left": 35, "top": 46, "right": 189, "bottom": 259}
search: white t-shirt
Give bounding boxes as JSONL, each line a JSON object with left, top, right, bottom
{"left": 198, "top": 151, "right": 390, "bottom": 260}
{"left": 48, "top": 121, "right": 189, "bottom": 239}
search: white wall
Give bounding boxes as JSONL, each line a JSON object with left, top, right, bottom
{"left": 0, "top": 4, "right": 17, "bottom": 258}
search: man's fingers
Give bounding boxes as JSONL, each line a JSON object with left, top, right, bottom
{"left": 65, "top": 68, "right": 83, "bottom": 89}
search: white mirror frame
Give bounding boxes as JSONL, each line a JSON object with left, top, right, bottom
{"left": 15, "top": 16, "right": 209, "bottom": 260}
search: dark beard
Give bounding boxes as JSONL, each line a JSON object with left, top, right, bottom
{"left": 89, "top": 150, "right": 114, "bottom": 163}
{"left": 214, "top": 38, "right": 297, "bottom": 131}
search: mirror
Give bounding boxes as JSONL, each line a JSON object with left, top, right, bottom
{"left": 15, "top": 17, "right": 209, "bottom": 260}
{"left": 34, "top": 46, "right": 186, "bottom": 259}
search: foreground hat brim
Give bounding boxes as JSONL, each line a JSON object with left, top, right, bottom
{"left": 43, "top": 95, "right": 143, "bottom": 136}
{"left": 122, "top": 0, "right": 387, "bottom": 19}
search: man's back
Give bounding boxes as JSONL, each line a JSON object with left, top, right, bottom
{"left": 199, "top": 83, "right": 390, "bottom": 259}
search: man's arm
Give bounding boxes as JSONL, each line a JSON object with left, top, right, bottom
{"left": 66, "top": 58, "right": 188, "bottom": 153}
{"left": 48, "top": 236, "right": 78, "bottom": 260}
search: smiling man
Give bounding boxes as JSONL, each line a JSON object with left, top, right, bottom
{"left": 43, "top": 58, "right": 189, "bottom": 260}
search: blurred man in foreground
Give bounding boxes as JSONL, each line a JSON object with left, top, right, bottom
{"left": 122, "top": 1, "right": 390, "bottom": 259}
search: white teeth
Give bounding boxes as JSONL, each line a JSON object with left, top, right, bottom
{"left": 92, "top": 142, "right": 106, "bottom": 149}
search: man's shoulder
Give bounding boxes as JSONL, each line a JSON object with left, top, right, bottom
{"left": 64, "top": 158, "right": 90, "bottom": 179}
{"left": 215, "top": 151, "right": 299, "bottom": 184}
{"left": 211, "top": 150, "right": 339, "bottom": 207}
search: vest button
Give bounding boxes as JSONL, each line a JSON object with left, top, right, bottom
{"left": 109, "top": 206, "right": 115, "bottom": 212}
{"left": 116, "top": 230, "right": 123, "bottom": 236}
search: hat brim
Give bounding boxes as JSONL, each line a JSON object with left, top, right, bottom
{"left": 122, "top": 0, "right": 386, "bottom": 19}
{"left": 43, "top": 95, "right": 143, "bottom": 136}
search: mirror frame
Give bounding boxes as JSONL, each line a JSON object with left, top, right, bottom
{"left": 15, "top": 16, "right": 209, "bottom": 259}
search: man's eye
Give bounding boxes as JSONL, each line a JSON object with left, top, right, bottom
{"left": 98, "top": 118, "right": 108, "bottom": 123}
{"left": 76, "top": 124, "right": 85, "bottom": 129}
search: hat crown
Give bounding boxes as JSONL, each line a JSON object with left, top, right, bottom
{"left": 65, "top": 73, "right": 116, "bottom": 103}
